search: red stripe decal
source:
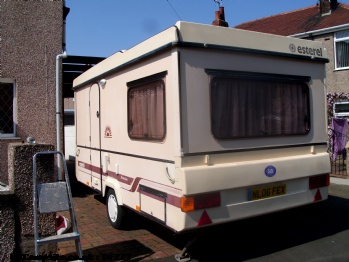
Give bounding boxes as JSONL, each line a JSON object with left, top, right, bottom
{"left": 167, "top": 194, "right": 181, "bottom": 208}
{"left": 106, "top": 170, "right": 134, "bottom": 185}
{"left": 78, "top": 161, "right": 181, "bottom": 208}
{"left": 78, "top": 161, "right": 101, "bottom": 174}
{"left": 141, "top": 190, "right": 165, "bottom": 203}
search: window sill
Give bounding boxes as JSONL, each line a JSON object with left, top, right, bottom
{"left": 334, "top": 67, "right": 349, "bottom": 72}
{"left": 0, "top": 137, "right": 21, "bottom": 140}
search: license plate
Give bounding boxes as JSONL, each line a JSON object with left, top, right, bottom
{"left": 248, "top": 184, "right": 286, "bottom": 201}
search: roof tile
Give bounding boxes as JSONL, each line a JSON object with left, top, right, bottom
{"left": 235, "top": 4, "right": 349, "bottom": 35}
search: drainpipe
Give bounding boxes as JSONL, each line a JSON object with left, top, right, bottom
{"left": 56, "top": 51, "right": 67, "bottom": 180}
{"left": 56, "top": 1, "right": 69, "bottom": 180}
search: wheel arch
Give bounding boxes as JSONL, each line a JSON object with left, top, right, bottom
{"left": 103, "top": 177, "right": 124, "bottom": 205}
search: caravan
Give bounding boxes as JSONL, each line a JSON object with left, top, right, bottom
{"left": 73, "top": 22, "right": 330, "bottom": 233}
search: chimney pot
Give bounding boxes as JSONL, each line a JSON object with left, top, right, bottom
{"left": 215, "top": 11, "right": 220, "bottom": 20}
{"left": 219, "top": 6, "right": 225, "bottom": 20}
{"left": 212, "top": 6, "right": 229, "bottom": 27}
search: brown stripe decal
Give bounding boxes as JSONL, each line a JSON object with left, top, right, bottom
{"left": 107, "top": 170, "right": 134, "bottom": 186}
{"left": 78, "top": 161, "right": 101, "bottom": 174}
{"left": 79, "top": 161, "right": 181, "bottom": 208}
{"left": 167, "top": 194, "right": 181, "bottom": 208}
{"left": 140, "top": 189, "right": 165, "bottom": 203}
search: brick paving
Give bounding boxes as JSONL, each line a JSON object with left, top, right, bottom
{"left": 56, "top": 162, "right": 186, "bottom": 261}
{"left": 50, "top": 162, "right": 349, "bottom": 262}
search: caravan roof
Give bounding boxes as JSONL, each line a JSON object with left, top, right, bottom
{"left": 73, "top": 21, "right": 329, "bottom": 89}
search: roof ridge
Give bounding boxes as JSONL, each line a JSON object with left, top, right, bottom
{"left": 236, "top": 5, "right": 316, "bottom": 27}
{"left": 340, "top": 3, "right": 349, "bottom": 10}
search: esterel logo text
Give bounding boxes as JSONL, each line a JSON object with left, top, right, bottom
{"left": 289, "top": 43, "right": 323, "bottom": 57}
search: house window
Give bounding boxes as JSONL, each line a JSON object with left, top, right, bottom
{"left": 127, "top": 72, "right": 166, "bottom": 141}
{"left": 0, "top": 78, "right": 16, "bottom": 138}
{"left": 208, "top": 70, "right": 310, "bottom": 139}
{"left": 335, "top": 30, "right": 349, "bottom": 70}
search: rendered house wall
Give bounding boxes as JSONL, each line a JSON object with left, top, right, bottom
{"left": 0, "top": 1, "right": 63, "bottom": 184}
{"left": 304, "top": 33, "right": 349, "bottom": 94}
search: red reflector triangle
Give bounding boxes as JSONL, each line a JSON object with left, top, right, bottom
{"left": 197, "top": 210, "right": 212, "bottom": 227}
{"left": 313, "top": 189, "right": 322, "bottom": 202}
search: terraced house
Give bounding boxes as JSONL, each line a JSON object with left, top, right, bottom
{"left": 0, "top": 1, "right": 102, "bottom": 184}
{"left": 0, "top": 1, "right": 66, "bottom": 185}
{"left": 235, "top": 0, "right": 349, "bottom": 95}
{"left": 0, "top": 2, "right": 103, "bottom": 259}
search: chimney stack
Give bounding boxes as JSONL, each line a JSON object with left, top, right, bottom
{"left": 212, "top": 6, "right": 229, "bottom": 27}
{"left": 319, "top": 0, "right": 338, "bottom": 15}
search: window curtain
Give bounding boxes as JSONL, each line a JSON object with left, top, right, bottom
{"left": 128, "top": 80, "right": 165, "bottom": 140}
{"left": 336, "top": 41, "right": 349, "bottom": 68}
{"left": 211, "top": 77, "right": 309, "bottom": 138}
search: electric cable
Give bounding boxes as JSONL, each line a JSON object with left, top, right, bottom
{"left": 167, "top": 0, "right": 182, "bottom": 20}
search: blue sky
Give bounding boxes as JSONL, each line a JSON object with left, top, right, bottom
{"left": 65, "top": 0, "right": 349, "bottom": 58}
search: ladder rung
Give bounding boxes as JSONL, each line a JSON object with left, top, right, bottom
{"left": 37, "top": 232, "right": 80, "bottom": 245}
{"left": 33, "top": 151, "right": 83, "bottom": 258}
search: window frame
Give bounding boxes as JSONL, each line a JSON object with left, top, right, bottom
{"left": 0, "top": 78, "right": 16, "bottom": 138}
{"left": 334, "top": 30, "right": 349, "bottom": 70}
{"left": 206, "top": 69, "right": 311, "bottom": 139}
{"left": 127, "top": 71, "right": 167, "bottom": 142}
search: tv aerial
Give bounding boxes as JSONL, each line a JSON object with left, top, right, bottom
{"left": 214, "top": 0, "right": 223, "bottom": 7}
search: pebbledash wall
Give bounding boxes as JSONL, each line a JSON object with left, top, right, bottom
{"left": 311, "top": 33, "right": 349, "bottom": 94}
{"left": 0, "top": 143, "right": 57, "bottom": 261}
{"left": 0, "top": 1, "right": 64, "bottom": 184}
{"left": 0, "top": 1, "right": 64, "bottom": 260}
{"left": 302, "top": 33, "right": 349, "bottom": 129}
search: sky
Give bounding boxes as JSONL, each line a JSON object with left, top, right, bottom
{"left": 65, "top": 0, "right": 349, "bottom": 58}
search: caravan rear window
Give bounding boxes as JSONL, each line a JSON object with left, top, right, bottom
{"left": 208, "top": 70, "right": 310, "bottom": 139}
{"left": 127, "top": 72, "right": 166, "bottom": 141}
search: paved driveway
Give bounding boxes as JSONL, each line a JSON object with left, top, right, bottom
{"left": 57, "top": 164, "right": 349, "bottom": 262}
{"left": 57, "top": 164, "right": 185, "bottom": 261}
{"left": 57, "top": 190, "right": 189, "bottom": 261}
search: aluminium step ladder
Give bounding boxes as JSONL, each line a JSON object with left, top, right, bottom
{"left": 33, "top": 151, "right": 83, "bottom": 260}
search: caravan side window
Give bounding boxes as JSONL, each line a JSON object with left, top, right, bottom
{"left": 207, "top": 70, "right": 310, "bottom": 139}
{"left": 127, "top": 72, "right": 166, "bottom": 141}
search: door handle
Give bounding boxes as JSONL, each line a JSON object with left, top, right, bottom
{"left": 96, "top": 111, "right": 100, "bottom": 117}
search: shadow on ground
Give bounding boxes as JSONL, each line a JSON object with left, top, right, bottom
{"left": 185, "top": 194, "right": 349, "bottom": 261}
{"left": 64, "top": 161, "right": 349, "bottom": 261}
{"left": 92, "top": 193, "right": 349, "bottom": 261}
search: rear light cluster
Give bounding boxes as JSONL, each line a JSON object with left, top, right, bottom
{"left": 180, "top": 192, "right": 221, "bottom": 212}
{"left": 309, "top": 174, "right": 330, "bottom": 189}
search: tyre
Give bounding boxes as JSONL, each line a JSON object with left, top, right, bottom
{"left": 106, "top": 188, "right": 124, "bottom": 229}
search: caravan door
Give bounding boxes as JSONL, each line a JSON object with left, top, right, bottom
{"left": 89, "top": 83, "right": 102, "bottom": 191}
{"left": 76, "top": 83, "right": 102, "bottom": 191}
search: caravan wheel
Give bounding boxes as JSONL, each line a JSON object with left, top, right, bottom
{"left": 106, "top": 188, "right": 124, "bottom": 229}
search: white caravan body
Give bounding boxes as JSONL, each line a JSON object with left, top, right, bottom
{"left": 73, "top": 22, "right": 330, "bottom": 233}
